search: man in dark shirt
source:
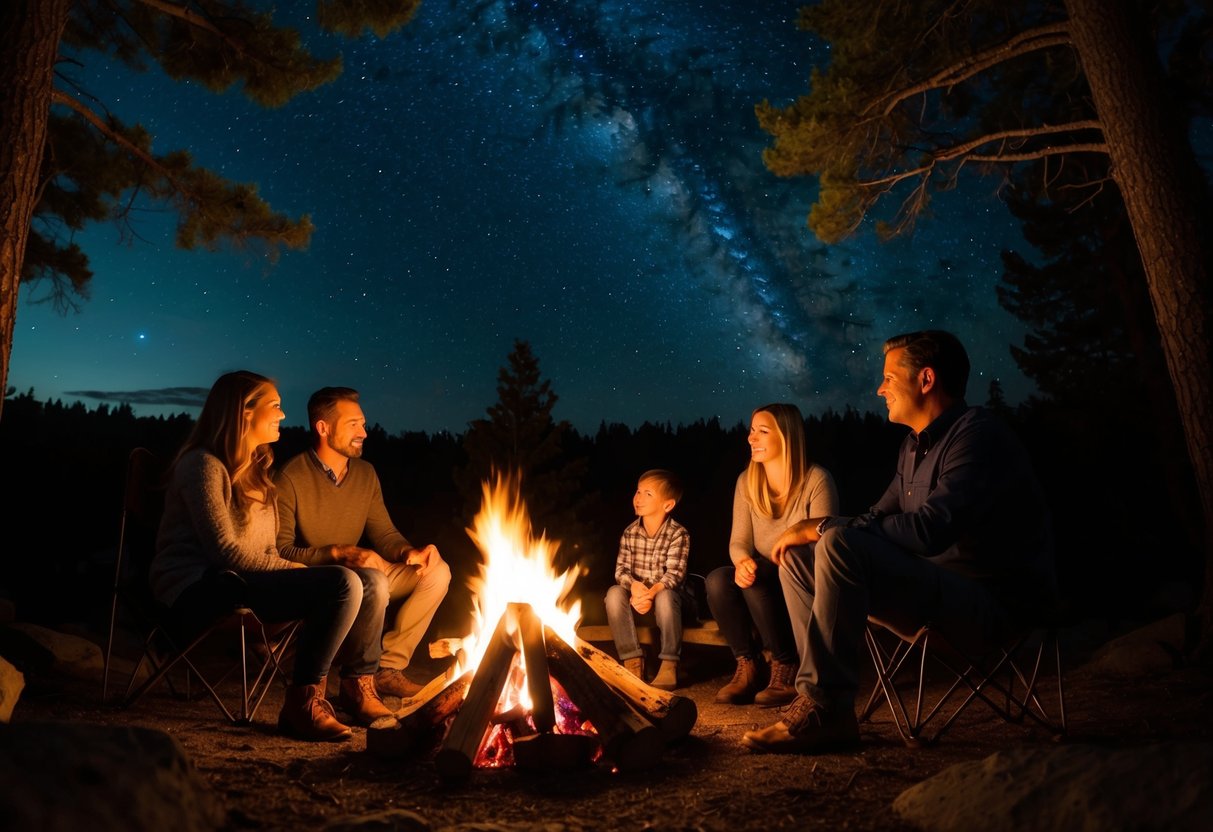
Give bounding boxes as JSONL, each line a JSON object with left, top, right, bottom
{"left": 743, "top": 330, "right": 1056, "bottom": 753}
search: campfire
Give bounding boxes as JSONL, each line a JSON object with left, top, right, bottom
{"left": 367, "top": 473, "right": 697, "bottom": 779}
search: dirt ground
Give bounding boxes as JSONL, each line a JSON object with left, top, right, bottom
{"left": 10, "top": 629, "right": 1213, "bottom": 832}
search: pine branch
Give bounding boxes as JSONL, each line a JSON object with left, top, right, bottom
{"left": 935, "top": 120, "right": 1103, "bottom": 161}
{"left": 870, "top": 21, "right": 1073, "bottom": 116}
{"left": 857, "top": 121, "right": 1107, "bottom": 189}
{"left": 50, "top": 89, "right": 186, "bottom": 194}
{"left": 133, "top": 0, "right": 226, "bottom": 39}
{"left": 967, "top": 143, "right": 1109, "bottom": 163}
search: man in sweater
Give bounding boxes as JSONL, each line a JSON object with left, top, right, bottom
{"left": 275, "top": 387, "right": 451, "bottom": 701}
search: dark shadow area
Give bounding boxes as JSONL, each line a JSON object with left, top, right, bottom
{"left": 1, "top": 388, "right": 1201, "bottom": 648}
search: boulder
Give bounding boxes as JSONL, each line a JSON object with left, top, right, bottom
{"left": 893, "top": 742, "right": 1213, "bottom": 832}
{"left": 7, "top": 622, "right": 105, "bottom": 681}
{"left": 0, "top": 721, "right": 224, "bottom": 832}
{"left": 0, "top": 655, "right": 24, "bottom": 722}
{"left": 1085, "top": 614, "right": 1187, "bottom": 677}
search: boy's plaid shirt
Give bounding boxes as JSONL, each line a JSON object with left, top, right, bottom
{"left": 614, "top": 516, "right": 689, "bottom": 590}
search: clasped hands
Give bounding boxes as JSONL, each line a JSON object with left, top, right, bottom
{"left": 735, "top": 518, "right": 825, "bottom": 587}
{"left": 630, "top": 580, "right": 665, "bottom": 614}
{"left": 330, "top": 542, "right": 443, "bottom": 576}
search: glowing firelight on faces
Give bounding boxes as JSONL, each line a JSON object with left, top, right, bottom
{"left": 458, "top": 471, "right": 583, "bottom": 679}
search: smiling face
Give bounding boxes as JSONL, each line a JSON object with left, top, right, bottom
{"left": 878, "top": 347, "right": 928, "bottom": 431}
{"left": 244, "top": 384, "right": 285, "bottom": 448}
{"left": 322, "top": 398, "right": 368, "bottom": 459}
{"left": 633, "top": 476, "right": 675, "bottom": 521}
{"left": 748, "top": 409, "right": 785, "bottom": 465}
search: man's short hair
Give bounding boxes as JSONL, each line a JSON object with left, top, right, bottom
{"left": 307, "top": 386, "right": 360, "bottom": 433}
{"left": 883, "top": 330, "right": 970, "bottom": 399}
{"left": 639, "top": 469, "right": 683, "bottom": 504}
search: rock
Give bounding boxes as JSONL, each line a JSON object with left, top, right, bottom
{"left": 7, "top": 622, "right": 105, "bottom": 681}
{"left": 0, "top": 624, "right": 56, "bottom": 674}
{"left": 322, "top": 809, "right": 432, "bottom": 831}
{"left": 0, "top": 721, "right": 225, "bottom": 832}
{"left": 893, "top": 742, "right": 1213, "bottom": 832}
{"left": 0, "top": 655, "right": 24, "bottom": 722}
{"left": 1085, "top": 614, "right": 1187, "bottom": 677}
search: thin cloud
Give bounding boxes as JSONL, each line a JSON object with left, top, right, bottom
{"left": 67, "top": 387, "right": 209, "bottom": 407}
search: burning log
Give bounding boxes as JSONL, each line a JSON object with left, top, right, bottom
{"left": 544, "top": 626, "right": 663, "bottom": 772}
{"left": 517, "top": 604, "right": 555, "bottom": 733}
{"left": 571, "top": 636, "right": 697, "bottom": 742}
{"left": 435, "top": 608, "right": 520, "bottom": 781}
{"left": 366, "top": 669, "right": 472, "bottom": 758}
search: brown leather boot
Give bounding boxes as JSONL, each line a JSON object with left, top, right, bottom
{"left": 715, "top": 656, "right": 761, "bottom": 704}
{"left": 337, "top": 674, "right": 396, "bottom": 726}
{"left": 278, "top": 679, "right": 353, "bottom": 742}
{"left": 754, "top": 659, "right": 798, "bottom": 707}
{"left": 623, "top": 657, "right": 645, "bottom": 680}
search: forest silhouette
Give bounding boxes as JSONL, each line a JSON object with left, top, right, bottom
{"left": 1, "top": 364, "right": 1199, "bottom": 646}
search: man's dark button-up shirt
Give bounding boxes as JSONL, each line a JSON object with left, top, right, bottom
{"left": 847, "top": 404, "right": 1055, "bottom": 616}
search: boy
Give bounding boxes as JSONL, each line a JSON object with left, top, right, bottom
{"left": 604, "top": 469, "right": 691, "bottom": 691}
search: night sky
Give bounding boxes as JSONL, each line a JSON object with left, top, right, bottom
{"left": 10, "top": 1, "right": 1032, "bottom": 436}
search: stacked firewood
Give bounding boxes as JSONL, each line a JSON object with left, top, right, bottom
{"left": 367, "top": 602, "right": 697, "bottom": 781}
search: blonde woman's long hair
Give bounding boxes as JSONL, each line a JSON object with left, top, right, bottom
{"left": 173, "top": 370, "right": 277, "bottom": 518}
{"left": 745, "top": 402, "right": 808, "bottom": 519}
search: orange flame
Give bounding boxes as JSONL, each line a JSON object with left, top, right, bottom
{"left": 458, "top": 470, "right": 582, "bottom": 678}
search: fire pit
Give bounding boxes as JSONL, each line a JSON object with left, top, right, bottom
{"left": 367, "top": 473, "right": 697, "bottom": 780}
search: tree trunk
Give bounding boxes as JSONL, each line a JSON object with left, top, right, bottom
{"left": 1066, "top": 0, "right": 1213, "bottom": 655}
{"left": 0, "top": 0, "right": 68, "bottom": 423}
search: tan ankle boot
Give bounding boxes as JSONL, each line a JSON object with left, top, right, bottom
{"left": 623, "top": 657, "right": 645, "bottom": 680}
{"left": 278, "top": 679, "right": 353, "bottom": 742}
{"left": 715, "top": 656, "right": 760, "bottom": 704}
{"left": 337, "top": 674, "right": 396, "bottom": 726}
{"left": 754, "top": 659, "right": 798, "bottom": 707}
{"left": 651, "top": 660, "right": 679, "bottom": 691}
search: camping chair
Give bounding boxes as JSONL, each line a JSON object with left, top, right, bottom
{"left": 859, "top": 614, "right": 1067, "bottom": 746}
{"left": 102, "top": 447, "right": 299, "bottom": 724}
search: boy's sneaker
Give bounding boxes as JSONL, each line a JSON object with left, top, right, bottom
{"left": 741, "top": 694, "right": 859, "bottom": 753}
{"left": 623, "top": 657, "right": 645, "bottom": 680}
{"left": 651, "top": 660, "right": 679, "bottom": 691}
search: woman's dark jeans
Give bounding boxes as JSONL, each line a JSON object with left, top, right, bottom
{"left": 169, "top": 565, "right": 362, "bottom": 686}
{"left": 705, "top": 559, "right": 798, "bottom": 665}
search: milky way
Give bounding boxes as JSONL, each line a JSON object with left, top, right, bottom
{"left": 10, "top": 0, "right": 1030, "bottom": 434}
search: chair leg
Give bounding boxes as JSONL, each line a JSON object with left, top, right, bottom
{"left": 242, "top": 617, "right": 301, "bottom": 723}
{"left": 863, "top": 626, "right": 927, "bottom": 745}
{"left": 863, "top": 623, "right": 1068, "bottom": 745}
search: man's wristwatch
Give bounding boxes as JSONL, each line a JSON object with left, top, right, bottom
{"left": 815, "top": 517, "right": 832, "bottom": 537}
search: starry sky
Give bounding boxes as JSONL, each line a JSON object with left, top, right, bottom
{"left": 9, "top": 0, "right": 1033, "bottom": 436}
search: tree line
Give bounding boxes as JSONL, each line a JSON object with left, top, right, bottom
{"left": 1, "top": 337, "right": 1199, "bottom": 637}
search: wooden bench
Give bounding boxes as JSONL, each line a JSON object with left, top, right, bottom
{"left": 575, "top": 619, "right": 729, "bottom": 647}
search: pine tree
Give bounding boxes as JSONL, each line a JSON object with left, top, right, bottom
{"left": 458, "top": 340, "right": 591, "bottom": 574}
{"left": 0, "top": 0, "right": 421, "bottom": 419}
{"left": 984, "top": 380, "right": 1010, "bottom": 419}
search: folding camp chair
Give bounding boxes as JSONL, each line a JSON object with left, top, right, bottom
{"left": 102, "top": 447, "right": 299, "bottom": 724}
{"left": 860, "top": 615, "right": 1067, "bottom": 746}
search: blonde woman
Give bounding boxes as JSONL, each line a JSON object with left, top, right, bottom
{"left": 150, "top": 371, "right": 391, "bottom": 741}
{"left": 705, "top": 403, "right": 839, "bottom": 706}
